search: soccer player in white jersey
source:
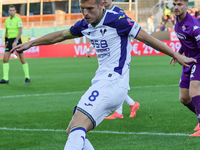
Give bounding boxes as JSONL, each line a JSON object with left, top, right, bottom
{"left": 87, "top": 0, "right": 140, "bottom": 119}
{"left": 11, "top": 0, "right": 196, "bottom": 148}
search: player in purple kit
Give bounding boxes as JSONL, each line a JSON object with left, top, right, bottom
{"left": 170, "top": 0, "right": 200, "bottom": 136}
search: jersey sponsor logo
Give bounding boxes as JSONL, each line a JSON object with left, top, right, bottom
{"left": 96, "top": 48, "right": 110, "bottom": 53}
{"left": 118, "top": 15, "right": 125, "bottom": 20}
{"left": 195, "top": 34, "right": 200, "bottom": 41}
{"left": 100, "top": 29, "right": 107, "bottom": 36}
{"left": 97, "top": 52, "right": 110, "bottom": 59}
{"left": 175, "top": 32, "right": 186, "bottom": 40}
{"left": 193, "top": 25, "right": 199, "bottom": 31}
{"left": 91, "top": 39, "right": 110, "bottom": 59}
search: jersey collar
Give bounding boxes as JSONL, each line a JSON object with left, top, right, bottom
{"left": 9, "top": 15, "right": 16, "bottom": 20}
{"left": 110, "top": 5, "right": 115, "bottom": 10}
{"left": 91, "top": 9, "right": 106, "bottom": 27}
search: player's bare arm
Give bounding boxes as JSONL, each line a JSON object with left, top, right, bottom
{"left": 11, "top": 29, "right": 74, "bottom": 54}
{"left": 5, "top": 30, "right": 8, "bottom": 46}
{"left": 169, "top": 51, "right": 183, "bottom": 66}
{"left": 12, "top": 28, "right": 22, "bottom": 48}
{"left": 135, "top": 28, "right": 196, "bottom": 67}
{"left": 16, "top": 28, "right": 22, "bottom": 41}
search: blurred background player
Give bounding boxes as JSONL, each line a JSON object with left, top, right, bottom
{"left": 164, "top": 3, "right": 171, "bottom": 18}
{"left": 86, "top": 0, "right": 140, "bottom": 119}
{"left": 170, "top": 0, "right": 200, "bottom": 136}
{"left": 0, "top": 5, "right": 30, "bottom": 84}
{"left": 147, "top": 14, "right": 155, "bottom": 32}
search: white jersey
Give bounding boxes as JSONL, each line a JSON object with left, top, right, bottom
{"left": 69, "top": 9, "right": 141, "bottom": 89}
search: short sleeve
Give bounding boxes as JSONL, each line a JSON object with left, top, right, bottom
{"left": 4, "top": 19, "right": 8, "bottom": 29}
{"left": 69, "top": 20, "right": 87, "bottom": 37}
{"left": 193, "top": 27, "right": 200, "bottom": 48}
{"left": 115, "top": 15, "right": 141, "bottom": 38}
{"left": 178, "top": 46, "right": 184, "bottom": 54}
{"left": 18, "top": 18, "right": 23, "bottom": 28}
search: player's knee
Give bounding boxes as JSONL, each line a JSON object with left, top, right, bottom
{"left": 179, "top": 99, "right": 185, "bottom": 104}
{"left": 66, "top": 127, "right": 70, "bottom": 135}
{"left": 3, "top": 60, "right": 8, "bottom": 63}
{"left": 3, "top": 57, "right": 9, "bottom": 63}
{"left": 179, "top": 96, "right": 190, "bottom": 104}
{"left": 20, "top": 59, "right": 26, "bottom": 64}
{"left": 189, "top": 90, "right": 199, "bottom": 98}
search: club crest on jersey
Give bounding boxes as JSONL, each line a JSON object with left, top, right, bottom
{"left": 182, "top": 25, "right": 186, "bottom": 31}
{"left": 100, "top": 29, "right": 107, "bottom": 36}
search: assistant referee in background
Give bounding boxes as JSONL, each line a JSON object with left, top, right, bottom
{"left": 0, "top": 5, "right": 30, "bottom": 84}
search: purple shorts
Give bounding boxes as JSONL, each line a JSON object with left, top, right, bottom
{"left": 180, "top": 63, "right": 200, "bottom": 89}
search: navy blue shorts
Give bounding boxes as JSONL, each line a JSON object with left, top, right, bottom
{"left": 5, "top": 38, "right": 22, "bottom": 53}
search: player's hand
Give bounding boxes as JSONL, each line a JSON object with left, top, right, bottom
{"left": 169, "top": 58, "right": 178, "bottom": 66}
{"left": 86, "top": 44, "right": 93, "bottom": 58}
{"left": 173, "top": 53, "right": 197, "bottom": 68}
{"left": 10, "top": 42, "right": 31, "bottom": 57}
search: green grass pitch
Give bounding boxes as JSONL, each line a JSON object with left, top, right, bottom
{"left": 0, "top": 55, "right": 199, "bottom": 150}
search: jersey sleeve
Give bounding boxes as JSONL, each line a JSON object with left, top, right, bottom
{"left": 18, "top": 18, "right": 23, "bottom": 28}
{"left": 193, "top": 27, "right": 200, "bottom": 48}
{"left": 4, "top": 19, "right": 8, "bottom": 29}
{"left": 115, "top": 15, "right": 141, "bottom": 38}
{"left": 178, "top": 46, "right": 184, "bottom": 54}
{"left": 113, "top": 6, "right": 126, "bottom": 15}
{"left": 69, "top": 20, "right": 85, "bottom": 37}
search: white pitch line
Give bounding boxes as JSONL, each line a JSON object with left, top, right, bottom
{"left": 0, "top": 84, "right": 178, "bottom": 99}
{"left": 0, "top": 91, "right": 85, "bottom": 99}
{"left": 130, "top": 84, "right": 178, "bottom": 89}
{"left": 0, "top": 127, "right": 189, "bottom": 136}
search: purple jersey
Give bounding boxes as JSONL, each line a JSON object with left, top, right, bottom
{"left": 175, "top": 12, "right": 200, "bottom": 73}
{"left": 175, "top": 12, "right": 200, "bottom": 58}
